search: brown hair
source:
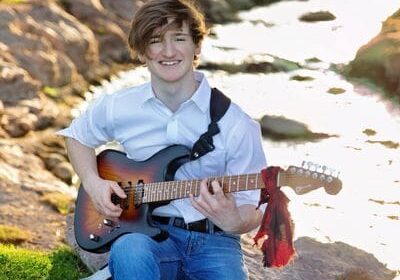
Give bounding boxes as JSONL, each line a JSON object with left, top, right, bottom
{"left": 128, "top": 0, "right": 207, "bottom": 64}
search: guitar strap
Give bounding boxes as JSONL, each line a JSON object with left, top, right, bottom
{"left": 190, "top": 87, "right": 231, "bottom": 161}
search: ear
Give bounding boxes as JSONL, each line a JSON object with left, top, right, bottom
{"left": 194, "top": 43, "right": 202, "bottom": 56}
{"left": 138, "top": 53, "right": 146, "bottom": 64}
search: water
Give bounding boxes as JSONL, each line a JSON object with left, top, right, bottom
{"left": 83, "top": 0, "right": 400, "bottom": 272}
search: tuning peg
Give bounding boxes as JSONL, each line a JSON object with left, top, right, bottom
{"left": 309, "top": 162, "right": 317, "bottom": 171}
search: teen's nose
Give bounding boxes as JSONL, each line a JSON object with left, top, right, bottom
{"left": 161, "top": 39, "right": 176, "bottom": 57}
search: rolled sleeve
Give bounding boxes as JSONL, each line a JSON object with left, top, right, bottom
{"left": 57, "top": 94, "right": 114, "bottom": 148}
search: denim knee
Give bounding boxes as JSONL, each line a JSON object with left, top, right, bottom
{"left": 111, "top": 233, "right": 155, "bottom": 259}
{"left": 109, "top": 233, "right": 161, "bottom": 279}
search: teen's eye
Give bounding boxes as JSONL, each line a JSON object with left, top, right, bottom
{"left": 149, "top": 37, "right": 161, "bottom": 44}
{"left": 175, "top": 36, "right": 186, "bottom": 42}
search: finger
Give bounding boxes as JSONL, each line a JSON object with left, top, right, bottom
{"left": 190, "top": 194, "right": 213, "bottom": 218}
{"left": 199, "top": 179, "right": 214, "bottom": 200}
{"left": 210, "top": 180, "right": 224, "bottom": 197}
{"left": 111, "top": 182, "right": 127, "bottom": 198}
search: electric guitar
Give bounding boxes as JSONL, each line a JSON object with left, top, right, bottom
{"left": 74, "top": 145, "right": 342, "bottom": 253}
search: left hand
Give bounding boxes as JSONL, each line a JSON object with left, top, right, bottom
{"left": 190, "top": 179, "right": 244, "bottom": 233}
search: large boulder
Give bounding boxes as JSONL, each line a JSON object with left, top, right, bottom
{"left": 62, "top": 0, "right": 134, "bottom": 64}
{"left": 0, "top": 3, "right": 98, "bottom": 87}
{"left": 347, "top": 9, "right": 400, "bottom": 98}
{"left": 259, "top": 115, "right": 332, "bottom": 141}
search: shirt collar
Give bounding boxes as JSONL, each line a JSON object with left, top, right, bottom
{"left": 188, "top": 71, "right": 211, "bottom": 113}
{"left": 139, "top": 71, "right": 211, "bottom": 113}
{"left": 138, "top": 82, "right": 156, "bottom": 107}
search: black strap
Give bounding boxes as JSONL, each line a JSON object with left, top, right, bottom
{"left": 190, "top": 88, "right": 231, "bottom": 160}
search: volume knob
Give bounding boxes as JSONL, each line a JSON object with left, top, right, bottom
{"left": 89, "top": 234, "right": 100, "bottom": 242}
{"left": 103, "top": 219, "right": 113, "bottom": 227}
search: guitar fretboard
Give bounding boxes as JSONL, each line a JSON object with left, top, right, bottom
{"left": 141, "top": 173, "right": 263, "bottom": 203}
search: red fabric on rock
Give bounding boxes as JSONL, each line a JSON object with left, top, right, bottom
{"left": 253, "top": 167, "right": 295, "bottom": 267}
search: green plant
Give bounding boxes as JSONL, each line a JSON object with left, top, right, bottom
{"left": 0, "top": 245, "right": 90, "bottom": 280}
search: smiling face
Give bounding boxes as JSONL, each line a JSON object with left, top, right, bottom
{"left": 139, "top": 21, "right": 201, "bottom": 85}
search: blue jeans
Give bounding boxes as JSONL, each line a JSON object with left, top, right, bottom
{"left": 108, "top": 221, "right": 248, "bottom": 280}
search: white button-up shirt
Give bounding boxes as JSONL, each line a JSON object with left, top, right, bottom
{"left": 58, "top": 72, "right": 267, "bottom": 223}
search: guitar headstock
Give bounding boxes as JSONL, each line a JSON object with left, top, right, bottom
{"left": 279, "top": 162, "right": 342, "bottom": 195}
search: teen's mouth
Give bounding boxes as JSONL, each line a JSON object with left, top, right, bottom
{"left": 159, "top": 60, "right": 181, "bottom": 66}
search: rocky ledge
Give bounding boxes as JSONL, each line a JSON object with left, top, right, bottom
{"left": 346, "top": 8, "right": 400, "bottom": 101}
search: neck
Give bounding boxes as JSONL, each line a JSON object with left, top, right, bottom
{"left": 151, "top": 72, "right": 198, "bottom": 112}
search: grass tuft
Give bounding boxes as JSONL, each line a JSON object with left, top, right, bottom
{"left": 40, "top": 192, "right": 74, "bottom": 215}
{"left": 0, "top": 244, "right": 90, "bottom": 280}
{"left": 0, "top": 225, "right": 31, "bottom": 244}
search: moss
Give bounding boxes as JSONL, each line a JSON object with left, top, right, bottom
{"left": 0, "top": 225, "right": 31, "bottom": 245}
{"left": 0, "top": 245, "right": 90, "bottom": 280}
{"left": 290, "top": 75, "right": 315, "bottom": 81}
{"left": 327, "top": 87, "right": 346, "bottom": 94}
{"left": 43, "top": 86, "right": 60, "bottom": 98}
{"left": 366, "top": 140, "right": 399, "bottom": 149}
{"left": 305, "top": 57, "right": 322, "bottom": 63}
{"left": 362, "top": 129, "right": 376, "bottom": 136}
{"left": 299, "top": 11, "right": 336, "bottom": 22}
{"left": 0, "top": 0, "right": 27, "bottom": 4}
{"left": 40, "top": 192, "right": 74, "bottom": 215}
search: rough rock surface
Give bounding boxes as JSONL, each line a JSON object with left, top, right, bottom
{"left": 347, "top": 9, "right": 400, "bottom": 99}
{"left": 65, "top": 215, "right": 395, "bottom": 280}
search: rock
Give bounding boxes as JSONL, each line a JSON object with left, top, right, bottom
{"left": 1, "top": 107, "right": 37, "bottom": 137}
{"left": 65, "top": 214, "right": 109, "bottom": 273}
{"left": 346, "top": 9, "right": 400, "bottom": 98}
{"left": 198, "top": 0, "right": 238, "bottom": 23}
{"left": 299, "top": 11, "right": 336, "bottom": 22}
{"left": 242, "top": 235, "right": 396, "bottom": 280}
{"left": 40, "top": 152, "right": 66, "bottom": 171}
{"left": 0, "top": 3, "right": 97, "bottom": 87}
{"left": 52, "top": 161, "right": 74, "bottom": 184}
{"left": 225, "top": 0, "right": 255, "bottom": 11}
{"left": 0, "top": 60, "right": 41, "bottom": 106}
{"left": 327, "top": 87, "right": 346, "bottom": 94}
{"left": 200, "top": 54, "right": 300, "bottom": 74}
{"left": 259, "top": 115, "right": 332, "bottom": 141}
{"left": 64, "top": 0, "right": 132, "bottom": 64}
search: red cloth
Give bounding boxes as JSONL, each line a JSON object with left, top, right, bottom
{"left": 253, "top": 167, "right": 295, "bottom": 267}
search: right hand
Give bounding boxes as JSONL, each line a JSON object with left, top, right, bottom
{"left": 83, "top": 176, "right": 127, "bottom": 218}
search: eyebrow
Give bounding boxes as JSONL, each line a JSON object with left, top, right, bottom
{"left": 149, "top": 32, "right": 190, "bottom": 40}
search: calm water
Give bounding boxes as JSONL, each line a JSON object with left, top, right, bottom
{"left": 81, "top": 0, "right": 400, "bottom": 272}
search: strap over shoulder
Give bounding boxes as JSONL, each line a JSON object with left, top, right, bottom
{"left": 190, "top": 88, "right": 231, "bottom": 160}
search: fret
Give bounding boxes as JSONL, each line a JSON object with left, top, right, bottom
{"left": 245, "top": 174, "right": 249, "bottom": 191}
{"left": 147, "top": 183, "right": 151, "bottom": 202}
{"left": 173, "top": 183, "right": 177, "bottom": 200}
{"left": 152, "top": 182, "right": 157, "bottom": 202}
{"left": 229, "top": 175, "right": 232, "bottom": 193}
{"left": 184, "top": 181, "right": 189, "bottom": 198}
{"left": 237, "top": 175, "right": 240, "bottom": 192}
{"left": 158, "top": 182, "right": 162, "bottom": 201}
{"left": 255, "top": 174, "right": 259, "bottom": 190}
{"left": 167, "top": 181, "right": 171, "bottom": 200}
{"left": 149, "top": 183, "right": 154, "bottom": 202}
{"left": 188, "top": 180, "right": 192, "bottom": 197}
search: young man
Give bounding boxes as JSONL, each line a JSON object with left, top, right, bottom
{"left": 59, "top": 0, "right": 266, "bottom": 279}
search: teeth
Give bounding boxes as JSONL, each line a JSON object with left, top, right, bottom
{"left": 161, "top": 61, "right": 179, "bottom": 65}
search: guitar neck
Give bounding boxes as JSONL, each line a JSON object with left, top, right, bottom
{"left": 142, "top": 173, "right": 265, "bottom": 203}
{"left": 115, "top": 167, "right": 338, "bottom": 205}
